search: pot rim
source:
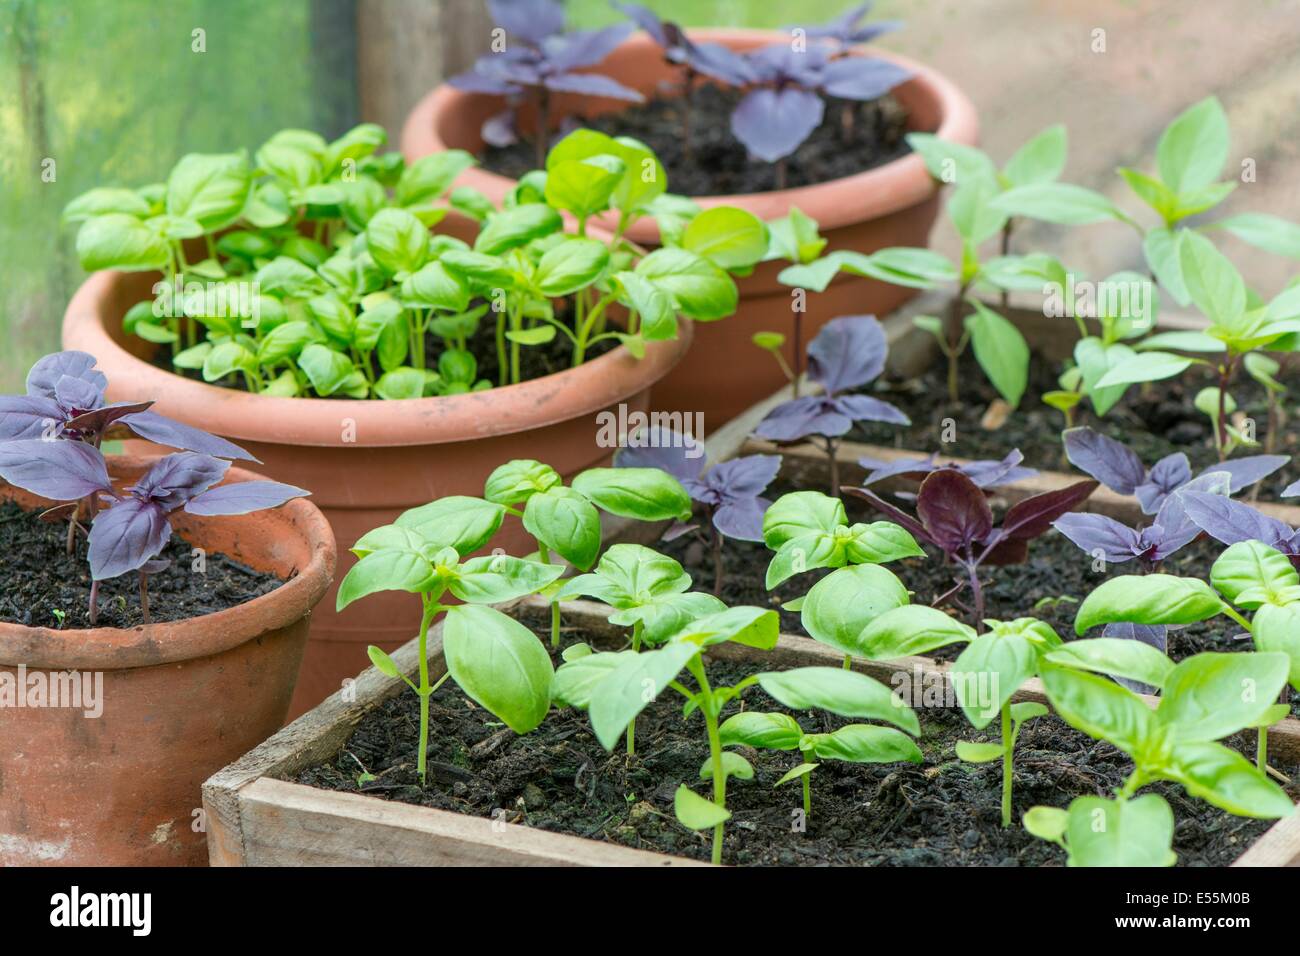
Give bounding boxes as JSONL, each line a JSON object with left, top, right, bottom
{"left": 402, "top": 27, "right": 980, "bottom": 240}
{"left": 0, "top": 454, "right": 336, "bottom": 671}
{"left": 61, "top": 270, "right": 694, "bottom": 448}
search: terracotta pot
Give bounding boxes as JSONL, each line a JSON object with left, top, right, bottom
{"left": 0, "top": 455, "right": 334, "bottom": 866}
{"left": 401, "top": 28, "right": 980, "bottom": 427}
{"left": 62, "top": 270, "right": 692, "bottom": 717}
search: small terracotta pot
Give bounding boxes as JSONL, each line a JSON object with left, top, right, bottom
{"left": 401, "top": 28, "right": 979, "bottom": 427}
{"left": 62, "top": 270, "right": 692, "bottom": 717}
{"left": 0, "top": 455, "right": 334, "bottom": 866}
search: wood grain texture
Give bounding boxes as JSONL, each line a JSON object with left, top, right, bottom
{"left": 1233, "top": 813, "right": 1300, "bottom": 866}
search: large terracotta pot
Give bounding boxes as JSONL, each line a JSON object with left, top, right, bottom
{"left": 401, "top": 28, "right": 980, "bottom": 427}
{"left": 0, "top": 455, "right": 334, "bottom": 866}
{"left": 63, "top": 270, "right": 692, "bottom": 717}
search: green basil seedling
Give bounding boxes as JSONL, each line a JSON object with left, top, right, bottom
{"left": 553, "top": 606, "right": 779, "bottom": 864}
{"left": 719, "top": 667, "right": 921, "bottom": 817}
{"left": 1074, "top": 538, "right": 1300, "bottom": 771}
{"left": 336, "top": 496, "right": 564, "bottom": 783}
{"left": 555, "top": 543, "right": 722, "bottom": 753}
{"left": 1023, "top": 794, "right": 1177, "bottom": 867}
{"left": 483, "top": 460, "right": 692, "bottom": 646}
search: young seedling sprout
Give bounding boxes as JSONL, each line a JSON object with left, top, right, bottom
{"left": 337, "top": 496, "right": 565, "bottom": 784}
{"left": 482, "top": 459, "right": 692, "bottom": 646}
{"left": 614, "top": 425, "right": 780, "bottom": 595}
{"left": 753, "top": 315, "right": 909, "bottom": 495}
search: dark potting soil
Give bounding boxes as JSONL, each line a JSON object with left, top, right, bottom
{"left": 153, "top": 300, "right": 616, "bottom": 395}
{"left": 0, "top": 500, "right": 284, "bottom": 629}
{"left": 852, "top": 349, "right": 1300, "bottom": 502}
{"left": 296, "top": 618, "right": 1297, "bottom": 866}
{"left": 479, "top": 84, "right": 912, "bottom": 196}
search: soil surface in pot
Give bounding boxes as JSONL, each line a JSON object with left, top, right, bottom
{"left": 0, "top": 500, "right": 283, "bottom": 629}
{"left": 851, "top": 349, "right": 1300, "bottom": 502}
{"left": 297, "top": 619, "right": 1297, "bottom": 866}
{"left": 152, "top": 301, "right": 616, "bottom": 395}
{"left": 480, "top": 84, "right": 911, "bottom": 196}
{"left": 658, "top": 483, "right": 1300, "bottom": 717}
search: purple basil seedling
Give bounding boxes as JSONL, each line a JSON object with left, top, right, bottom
{"left": 847, "top": 469, "right": 1098, "bottom": 627}
{"left": 615, "top": 426, "right": 781, "bottom": 595}
{"left": 855, "top": 449, "right": 1038, "bottom": 491}
{"left": 753, "top": 315, "right": 908, "bottom": 496}
{"left": 451, "top": 0, "right": 643, "bottom": 168}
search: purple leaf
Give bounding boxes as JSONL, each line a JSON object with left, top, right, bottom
{"left": 856, "top": 454, "right": 938, "bottom": 486}
{"left": 1062, "top": 427, "right": 1145, "bottom": 496}
{"left": 0, "top": 394, "right": 65, "bottom": 441}
{"left": 1052, "top": 512, "right": 1142, "bottom": 563}
{"left": 488, "top": 0, "right": 566, "bottom": 44}
{"left": 1101, "top": 622, "right": 1167, "bottom": 694}
{"left": 132, "top": 452, "right": 230, "bottom": 509}
{"left": 87, "top": 497, "right": 170, "bottom": 581}
{"left": 712, "top": 496, "right": 769, "bottom": 542}
{"left": 753, "top": 395, "right": 849, "bottom": 442}
{"left": 1000, "top": 480, "right": 1098, "bottom": 542}
{"left": 842, "top": 485, "right": 932, "bottom": 544}
{"left": 482, "top": 109, "right": 521, "bottom": 148}
{"left": 745, "top": 43, "right": 828, "bottom": 86}
{"left": 731, "top": 87, "right": 825, "bottom": 163}
{"left": 63, "top": 400, "right": 156, "bottom": 440}
{"left": 686, "top": 42, "right": 756, "bottom": 85}
{"left": 613, "top": 426, "right": 705, "bottom": 483}
{"left": 960, "top": 450, "right": 1038, "bottom": 488}
{"left": 544, "top": 71, "right": 644, "bottom": 102}
{"left": 54, "top": 374, "right": 104, "bottom": 413}
{"left": 615, "top": 2, "right": 669, "bottom": 46}
{"left": 1150, "top": 471, "right": 1230, "bottom": 556}
{"left": 1179, "top": 491, "right": 1296, "bottom": 552}
{"left": 141, "top": 558, "right": 172, "bottom": 575}
{"left": 185, "top": 480, "right": 309, "bottom": 516}
{"left": 798, "top": 3, "right": 902, "bottom": 45}
{"left": 820, "top": 56, "right": 911, "bottom": 100}
{"left": 1285, "top": 480, "right": 1300, "bottom": 498}
{"left": 449, "top": 67, "right": 524, "bottom": 96}
{"left": 544, "top": 24, "right": 633, "bottom": 72}
{"left": 1198, "top": 455, "right": 1288, "bottom": 495}
{"left": 832, "top": 393, "right": 910, "bottom": 426}
{"left": 807, "top": 315, "right": 888, "bottom": 395}
{"left": 916, "top": 470, "right": 993, "bottom": 555}
{"left": 705, "top": 454, "right": 781, "bottom": 500}
{"left": 1134, "top": 452, "right": 1191, "bottom": 513}
{"left": 0, "top": 439, "right": 112, "bottom": 501}
{"left": 26, "top": 351, "right": 107, "bottom": 401}
{"left": 120, "top": 410, "right": 257, "bottom": 462}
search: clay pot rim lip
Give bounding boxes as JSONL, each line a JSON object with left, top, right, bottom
{"left": 62, "top": 270, "right": 694, "bottom": 448}
{"left": 403, "top": 27, "right": 979, "bottom": 238}
{"left": 0, "top": 454, "right": 336, "bottom": 671}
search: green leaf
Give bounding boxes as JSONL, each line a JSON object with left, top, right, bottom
{"left": 1156, "top": 96, "right": 1229, "bottom": 195}
{"left": 523, "top": 487, "right": 602, "bottom": 571}
{"left": 1064, "top": 795, "right": 1177, "bottom": 867}
{"left": 681, "top": 207, "right": 769, "bottom": 271}
{"left": 764, "top": 206, "right": 826, "bottom": 264}
{"left": 552, "top": 650, "right": 633, "bottom": 710}
{"left": 757, "top": 667, "right": 919, "bottom": 734}
{"left": 374, "top": 367, "right": 425, "bottom": 401}
{"left": 323, "top": 122, "right": 388, "bottom": 175}
{"left": 634, "top": 247, "right": 737, "bottom": 321}
{"left": 589, "top": 641, "right": 699, "bottom": 750}
{"left": 616, "top": 271, "right": 676, "bottom": 340}
{"left": 366, "top": 645, "right": 406, "bottom": 681}
{"left": 1118, "top": 167, "right": 1179, "bottom": 221}
{"left": 555, "top": 543, "right": 690, "bottom": 607}
{"left": 395, "top": 496, "right": 506, "bottom": 555}
{"left": 483, "top": 459, "right": 562, "bottom": 504}
{"left": 297, "top": 344, "right": 355, "bottom": 396}
{"left": 335, "top": 549, "right": 435, "bottom": 609}
{"left": 571, "top": 467, "right": 691, "bottom": 521}
{"left": 543, "top": 131, "right": 669, "bottom": 214}
{"left": 1094, "top": 351, "right": 1196, "bottom": 389}
{"left": 1179, "top": 230, "right": 1245, "bottom": 327}
{"left": 256, "top": 141, "right": 320, "bottom": 191}
{"left": 534, "top": 237, "right": 610, "bottom": 296}
{"left": 906, "top": 133, "right": 996, "bottom": 184}
{"left": 365, "top": 208, "right": 429, "bottom": 276}
{"left": 63, "top": 187, "right": 152, "bottom": 223}
{"left": 544, "top": 155, "right": 625, "bottom": 220}
{"left": 166, "top": 151, "right": 251, "bottom": 231}
{"left": 1163, "top": 741, "right": 1295, "bottom": 819}
{"left": 762, "top": 491, "right": 846, "bottom": 548}
{"left": 776, "top": 256, "right": 842, "bottom": 293}
{"left": 1156, "top": 652, "right": 1291, "bottom": 742}
{"left": 673, "top": 784, "right": 730, "bottom": 830}
{"left": 1074, "top": 575, "right": 1225, "bottom": 634}
{"left": 955, "top": 741, "right": 1005, "bottom": 763}
{"left": 1214, "top": 213, "right": 1300, "bottom": 259}
{"left": 857, "top": 605, "right": 977, "bottom": 659}
{"left": 475, "top": 203, "right": 563, "bottom": 256}
{"left": 951, "top": 628, "right": 1038, "bottom": 730}
{"left": 812, "top": 725, "right": 923, "bottom": 764}
{"left": 449, "top": 554, "right": 565, "bottom": 604}
{"left": 1045, "top": 638, "right": 1175, "bottom": 691}
{"left": 1211, "top": 540, "right": 1299, "bottom": 608}
{"left": 1143, "top": 227, "right": 1190, "bottom": 305}
{"left": 75, "top": 214, "right": 170, "bottom": 272}
{"left": 442, "top": 604, "right": 553, "bottom": 734}
{"left": 627, "top": 592, "right": 728, "bottom": 646}
{"left": 948, "top": 174, "right": 1007, "bottom": 244}
{"left": 1011, "top": 701, "right": 1049, "bottom": 723}
{"left": 668, "top": 606, "right": 779, "bottom": 651}
{"left": 965, "top": 300, "right": 1030, "bottom": 407}
{"left": 774, "top": 763, "right": 819, "bottom": 787}
{"left": 396, "top": 150, "right": 476, "bottom": 207}
{"left": 1040, "top": 663, "right": 1156, "bottom": 759}
{"left": 800, "top": 565, "right": 909, "bottom": 658}
{"left": 255, "top": 255, "right": 324, "bottom": 298}
{"left": 402, "top": 260, "right": 471, "bottom": 312}
{"left": 719, "top": 711, "right": 803, "bottom": 750}
{"left": 1074, "top": 338, "right": 1134, "bottom": 416}
{"left": 201, "top": 340, "right": 257, "bottom": 382}
{"left": 700, "top": 751, "right": 754, "bottom": 782}
{"left": 848, "top": 247, "right": 960, "bottom": 288}
{"left": 1023, "top": 806, "right": 1069, "bottom": 844}
{"left": 989, "top": 182, "right": 1122, "bottom": 225}
{"left": 1002, "top": 124, "right": 1067, "bottom": 186}
{"left": 1253, "top": 602, "right": 1300, "bottom": 692}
